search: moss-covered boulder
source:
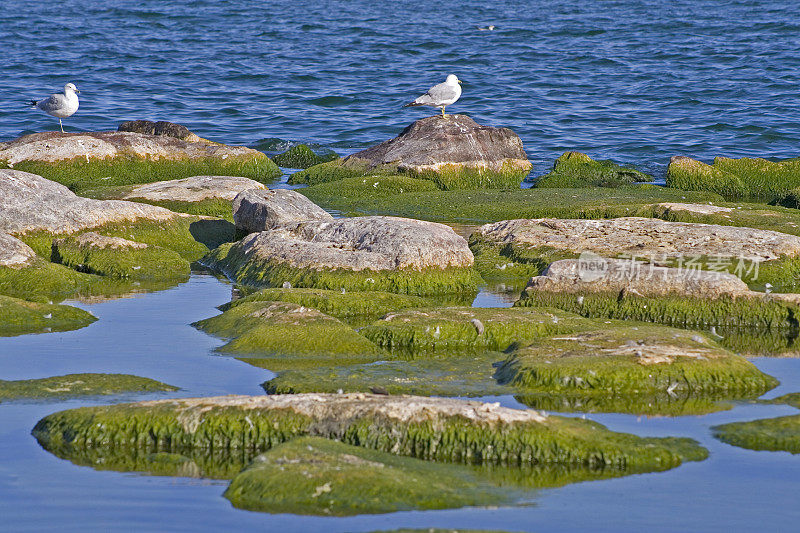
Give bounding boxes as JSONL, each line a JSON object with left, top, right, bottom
{"left": 0, "top": 294, "right": 96, "bottom": 335}
{"left": 224, "top": 437, "right": 513, "bottom": 515}
{"left": 713, "top": 414, "right": 800, "bottom": 454}
{"left": 192, "top": 301, "right": 383, "bottom": 368}
{"left": 0, "top": 129, "right": 280, "bottom": 195}
{"left": 359, "top": 307, "right": 591, "bottom": 354}
{"left": 535, "top": 152, "right": 652, "bottom": 188}
{"left": 666, "top": 155, "right": 800, "bottom": 202}
{"left": 290, "top": 115, "right": 531, "bottom": 190}
{"left": 272, "top": 144, "right": 337, "bottom": 169}
{"left": 52, "top": 232, "right": 190, "bottom": 282}
{"left": 33, "top": 393, "right": 707, "bottom": 470}
{"left": 495, "top": 326, "right": 778, "bottom": 415}
{"left": 201, "top": 216, "right": 480, "bottom": 297}
{"left": 0, "top": 373, "right": 177, "bottom": 402}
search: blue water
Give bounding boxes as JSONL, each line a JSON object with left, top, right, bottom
{"left": 4, "top": 1, "right": 800, "bottom": 530}
{"left": 4, "top": 0, "right": 800, "bottom": 177}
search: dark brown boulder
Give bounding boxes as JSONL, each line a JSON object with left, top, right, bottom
{"left": 117, "top": 120, "right": 199, "bottom": 141}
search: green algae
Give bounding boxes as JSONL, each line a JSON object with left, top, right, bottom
{"left": 713, "top": 414, "right": 800, "bottom": 453}
{"left": 535, "top": 152, "right": 652, "bottom": 188}
{"left": 408, "top": 161, "right": 528, "bottom": 190}
{"left": 224, "top": 437, "right": 513, "bottom": 516}
{"left": 272, "top": 144, "right": 337, "bottom": 169}
{"left": 263, "top": 355, "right": 513, "bottom": 397}
{"left": 288, "top": 158, "right": 384, "bottom": 186}
{"left": 0, "top": 294, "right": 96, "bottom": 335}
{"left": 665, "top": 157, "right": 747, "bottom": 199}
{"left": 125, "top": 198, "right": 235, "bottom": 221}
{"left": 52, "top": 235, "right": 191, "bottom": 282}
{"left": 763, "top": 393, "right": 800, "bottom": 408}
{"left": 202, "top": 241, "right": 481, "bottom": 298}
{"left": 192, "top": 301, "right": 384, "bottom": 368}
{"left": 495, "top": 326, "right": 778, "bottom": 415}
{"left": 32, "top": 396, "right": 707, "bottom": 469}
{"left": 359, "top": 307, "right": 594, "bottom": 355}
{"left": 300, "top": 181, "right": 722, "bottom": 223}
{"left": 3, "top": 153, "right": 280, "bottom": 195}
{"left": 0, "top": 373, "right": 177, "bottom": 402}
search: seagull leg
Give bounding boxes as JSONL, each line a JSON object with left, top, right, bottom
{"left": 441, "top": 106, "right": 446, "bottom": 118}
{"left": 59, "top": 119, "right": 64, "bottom": 133}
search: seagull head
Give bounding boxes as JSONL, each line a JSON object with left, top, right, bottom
{"left": 64, "top": 83, "right": 80, "bottom": 94}
{"left": 446, "top": 74, "right": 462, "bottom": 85}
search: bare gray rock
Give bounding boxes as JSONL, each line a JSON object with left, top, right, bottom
{"left": 655, "top": 203, "right": 734, "bottom": 215}
{"left": 0, "top": 233, "right": 37, "bottom": 268}
{"left": 0, "top": 170, "right": 178, "bottom": 235}
{"left": 343, "top": 114, "right": 531, "bottom": 175}
{"left": 474, "top": 217, "right": 800, "bottom": 262}
{"left": 230, "top": 216, "right": 474, "bottom": 271}
{"left": 233, "top": 189, "right": 333, "bottom": 233}
{"left": 125, "top": 176, "right": 266, "bottom": 203}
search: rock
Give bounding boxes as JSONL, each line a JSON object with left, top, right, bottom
{"left": 33, "top": 392, "right": 707, "bottom": 469}
{"left": 0, "top": 128, "right": 279, "bottom": 194}
{"left": 232, "top": 188, "right": 333, "bottom": 233}
{"left": 290, "top": 115, "right": 532, "bottom": 189}
{"left": 0, "top": 169, "right": 177, "bottom": 235}
{"left": 124, "top": 175, "right": 266, "bottom": 203}
{"left": 0, "top": 294, "right": 96, "bottom": 336}
{"left": 495, "top": 325, "right": 777, "bottom": 415}
{"left": 224, "top": 437, "right": 511, "bottom": 515}
{"left": 713, "top": 414, "right": 800, "bottom": 454}
{"left": 472, "top": 217, "right": 800, "bottom": 262}
{"left": 117, "top": 120, "right": 200, "bottom": 141}
{"left": 202, "top": 215, "right": 480, "bottom": 296}
{"left": 535, "top": 152, "right": 651, "bottom": 188}
{"left": 271, "top": 144, "right": 337, "bottom": 169}
{"left": 0, "top": 233, "right": 37, "bottom": 268}
{"left": 655, "top": 202, "right": 734, "bottom": 216}
{"left": 0, "top": 373, "right": 177, "bottom": 401}
{"left": 192, "top": 300, "right": 383, "bottom": 369}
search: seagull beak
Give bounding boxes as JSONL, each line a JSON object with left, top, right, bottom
{"left": 76, "top": 90, "right": 81, "bottom": 94}
{"left": 457, "top": 80, "right": 462, "bottom": 85}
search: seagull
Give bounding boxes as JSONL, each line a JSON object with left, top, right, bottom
{"left": 404, "top": 74, "right": 462, "bottom": 118}
{"left": 30, "top": 83, "right": 80, "bottom": 133}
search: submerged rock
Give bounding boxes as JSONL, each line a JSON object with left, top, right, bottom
{"left": 124, "top": 175, "right": 266, "bottom": 203}
{"left": 224, "top": 437, "right": 512, "bottom": 515}
{"left": 202, "top": 215, "right": 480, "bottom": 296}
{"left": 33, "top": 393, "right": 708, "bottom": 469}
{"left": 535, "top": 152, "right": 651, "bottom": 188}
{"left": 272, "top": 144, "right": 337, "bottom": 169}
{"left": 713, "top": 414, "right": 800, "bottom": 454}
{"left": 0, "top": 373, "right": 176, "bottom": 401}
{"left": 291, "top": 115, "right": 532, "bottom": 189}
{"left": 0, "top": 294, "right": 96, "bottom": 336}
{"left": 232, "top": 188, "right": 333, "bottom": 234}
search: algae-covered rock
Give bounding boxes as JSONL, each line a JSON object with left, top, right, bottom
{"left": 52, "top": 232, "right": 190, "bottom": 282}
{"left": 272, "top": 144, "right": 337, "bottom": 169}
{"left": 0, "top": 373, "right": 176, "bottom": 401}
{"left": 192, "top": 301, "right": 383, "bottom": 368}
{"left": 33, "top": 393, "right": 707, "bottom": 470}
{"left": 666, "top": 155, "right": 800, "bottom": 201}
{"left": 224, "top": 437, "right": 512, "bottom": 515}
{"left": 0, "top": 129, "right": 279, "bottom": 194}
{"left": 232, "top": 188, "right": 333, "bottom": 234}
{"left": 495, "top": 326, "right": 778, "bottom": 415}
{"left": 535, "top": 152, "right": 651, "bottom": 188}
{"left": 202, "top": 215, "right": 480, "bottom": 296}
{"left": 360, "top": 307, "right": 591, "bottom": 354}
{"left": 0, "top": 294, "right": 96, "bottom": 335}
{"left": 764, "top": 393, "right": 800, "bottom": 408}
{"left": 291, "top": 115, "right": 531, "bottom": 189}
{"left": 713, "top": 414, "right": 800, "bottom": 454}
{"left": 516, "top": 258, "right": 800, "bottom": 329}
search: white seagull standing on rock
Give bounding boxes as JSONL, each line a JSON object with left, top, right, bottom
{"left": 404, "top": 74, "right": 462, "bottom": 118}
{"left": 30, "top": 83, "right": 80, "bottom": 133}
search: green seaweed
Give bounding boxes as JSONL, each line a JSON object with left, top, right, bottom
{"left": 0, "top": 294, "right": 96, "bottom": 335}
{"left": 535, "top": 152, "right": 652, "bottom": 188}
{"left": 0, "top": 373, "right": 176, "bottom": 402}
{"left": 273, "top": 144, "right": 337, "bottom": 169}
{"left": 713, "top": 414, "right": 800, "bottom": 453}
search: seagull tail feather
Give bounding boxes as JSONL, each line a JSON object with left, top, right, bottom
{"left": 29, "top": 99, "right": 38, "bottom": 107}
{"left": 404, "top": 101, "right": 424, "bottom": 107}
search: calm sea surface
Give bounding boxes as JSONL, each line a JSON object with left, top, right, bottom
{"left": 2, "top": 1, "right": 800, "bottom": 531}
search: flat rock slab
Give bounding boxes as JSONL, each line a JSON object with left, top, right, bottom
{"left": 0, "top": 169, "right": 177, "bottom": 235}
{"left": 0, "top": 131, "right": 262, "bottom": 165}
{"left": 232, "top": 188, "right": 333, "bottom": 233}
{"left": 346, "top": 114, "right": 531, "bottom": 175}
{"left": 474, "top": 217, "right": 800, "bottom": 262}
{"left": 124, "top": 176, "right": 266, "bottom": 203}
{"left": 656, "top": 203, "right": 734, "bottom": 215}
{"left": 0, "top": 233, "right": 37, "bottom": 267}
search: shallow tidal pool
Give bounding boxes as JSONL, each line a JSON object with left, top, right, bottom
{"left": 1, "top": 273, "right": 799, "bottom": 532}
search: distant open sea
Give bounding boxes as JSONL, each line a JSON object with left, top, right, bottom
{"left": 3, "top": 0, "right": 800, "bottom": 177}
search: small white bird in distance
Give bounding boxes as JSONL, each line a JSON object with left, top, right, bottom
{"left": 404, "top": 74, "right": 462, "bottom": 118}
{"left": 30, "top": 83, "right": 80, "bottom": 133}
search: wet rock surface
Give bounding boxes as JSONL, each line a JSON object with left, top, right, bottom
{"left": 124, "top": 176, "right": 266, "bottom": 203}
{"left": 117, "top": 120, "right": 200, "bottom": 141}
{"left": 232, "top": 188, "right": 333, "bottom": 234}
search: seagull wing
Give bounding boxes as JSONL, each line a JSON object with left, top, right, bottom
{"left": 414, "top": 81, "right": 458, "bottom": 105}
{"left": 36, "top": 93, "right": 67, "bottom": 113}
